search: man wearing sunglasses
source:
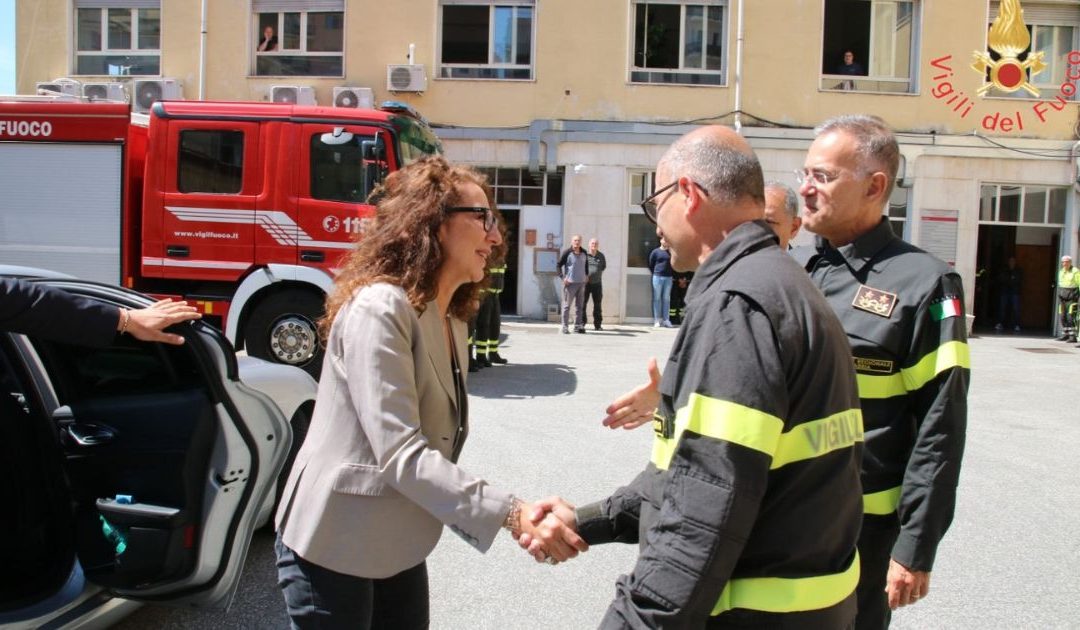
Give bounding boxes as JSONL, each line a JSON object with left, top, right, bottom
{"left": 794, "top": 115, "right": 969, "bottom": 629}
{"left": 528, "top": 126, "right": 864, "bottom": 628}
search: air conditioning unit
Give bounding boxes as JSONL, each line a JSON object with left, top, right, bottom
{"left": 36, "top": 79, "right": 81, "bottom": 96}
{"left": 133, "top": 78, "right": 183, "bottom": 113}
{"left": 332, "top": 86, "right": 375, "bottom": 109}
{"left": 386, "top": 65, "right": 427, "bottom": 93}
{"left": 271, "top": 85, "right": 316, "bottom": 105}
{"left": 82, "top": 82, "right": 128, "bottom": 102}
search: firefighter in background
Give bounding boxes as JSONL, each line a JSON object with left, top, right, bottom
{"left": 1057, "top": 255, "right": 1080, "bottom": 343}
{"left": 476, "top": 218, "right": 509, "bottom": 367}
{"left": 467, "top": 314, "right": 481, "bottom": 372}
{"left": 668, "top": 270, "right": 693, "bottom": 325}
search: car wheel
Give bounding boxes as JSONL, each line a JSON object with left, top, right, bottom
{"left": 244, "top": 290, "right": 324, "bottom": 379}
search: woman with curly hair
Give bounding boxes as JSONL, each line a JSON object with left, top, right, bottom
{"left": 273, "top": 156, "right": 585, "bottom": 629}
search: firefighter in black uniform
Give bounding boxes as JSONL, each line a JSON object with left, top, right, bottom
{"left": 794, "top": 115, "right": 969, "bottom": 629}
{"left": 475, "top": 218, "right": 509, "bottom": 367}
{"left": 524, "top": 126, "right": 864, "bottom": 628}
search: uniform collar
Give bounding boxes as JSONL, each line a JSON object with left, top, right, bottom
{"left": 813, "top": 217, "right": 896, "bottom": 275}
{"left": 686, "top": 220, "right": 778, "bottom": 302}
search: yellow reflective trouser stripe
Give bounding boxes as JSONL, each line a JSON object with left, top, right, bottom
{"left": 863, "top": 486, "right": 901, "bottom": 515}
{"left": 651, "top": 394, "right": 783, "bottom": 470}
{"left": 901, "top": 341, "right": 970, "bottom": 392}
{"left": 651, "top": 395, "right": 862, "bottom": 471}
{"left": 856, "top": 341, "right": 970, "bottom": 400}
{"left": 712, "top": 551, "right": 860, "bottom": 615}
{"left": 770, "top": 409, "right": 864, "bottom": 469}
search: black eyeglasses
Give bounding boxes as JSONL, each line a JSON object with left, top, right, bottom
{"left": 639, "top": 180, "right": 709, "bottom": 224}
{"left": 447, "top": 206, "right": 496, "bottom": 232}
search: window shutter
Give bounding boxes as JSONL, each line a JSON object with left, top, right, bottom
{"left": 439, "top": 0, "right": 535, "bottom": 5}
{"left": 73, "top": 0, "right": 160, "bottom": 8}
{"left": 252, "top": 0, "right": 345, "bottom": 11}
{"left": 989, "top": 2, "right": 1080, "bottom": 24}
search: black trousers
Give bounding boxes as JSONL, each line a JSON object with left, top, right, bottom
{"left": 476, "top": 292, "right": 501, "bottom": 356}
{"left": 854, "top": 515, "right": 899, "bottom": 630}
{"left": 276, "top": 535, "right": 429, "bottom": 630}
{"left": 583, "top": 283, "right": 603, "bottom": 328}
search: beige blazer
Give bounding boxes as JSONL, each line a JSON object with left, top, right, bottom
{"left": 275, "top": 283, "right": 514, "bottom": 578}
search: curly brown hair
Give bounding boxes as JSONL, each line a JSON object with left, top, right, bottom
{"left": 321, "top": 155, "right": 494, "bottom": 339}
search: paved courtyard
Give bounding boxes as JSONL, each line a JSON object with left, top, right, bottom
{"left": 117, "top": 322, "right": 1080, "bottom": 629}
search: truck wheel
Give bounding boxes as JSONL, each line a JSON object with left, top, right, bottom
{"left": 244, "top": 290, "right": 324, "bottom": 379}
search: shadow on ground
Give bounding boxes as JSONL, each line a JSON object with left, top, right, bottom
{"left": 466, "top": 362, "right": 577, "bottom": 399}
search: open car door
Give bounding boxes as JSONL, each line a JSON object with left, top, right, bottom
{"left": 9, "top": 279, "right": 291, "bottom": 609}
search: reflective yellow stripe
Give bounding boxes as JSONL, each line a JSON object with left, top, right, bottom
{"left": 900, "top": 341, "right": 970, "bottom": 392}
{"left": 651, "top": 394, "right": 783, "bottom": 470}
{"left": 863, "top": 486, "right": 901, "bottom": 515}
{"left": 712, "top": 551, "right": 860, "bottom": 615}
{"left": 770, "top": 409, "right": 864, "bottom": 469}
{"left": 856, "top": 372, "right": 906, "bottom": 399}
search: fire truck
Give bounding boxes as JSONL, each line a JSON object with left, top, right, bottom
{"left": 0, "top": 97, "right": 442, "bottom": 376}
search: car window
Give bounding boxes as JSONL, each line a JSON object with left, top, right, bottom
{"left": 29, "top": 333, "right": 205, "bottom": 404}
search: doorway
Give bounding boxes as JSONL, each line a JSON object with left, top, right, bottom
{"left": 499, "top": 208, "right": 519, "bottom": 315}
{"left": 975, "top": 225, "right": 1059, "bottom": 333}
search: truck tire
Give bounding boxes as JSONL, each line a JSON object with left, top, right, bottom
{"left": 244, "top": 290, "right": 324, "bottom": 379}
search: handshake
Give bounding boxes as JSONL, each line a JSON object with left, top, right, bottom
{"left": 510, "top": 497, "right": 586, "bottom": 566}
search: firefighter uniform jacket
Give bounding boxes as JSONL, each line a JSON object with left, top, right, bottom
{"left": 793, "top": 218, "right": 970, "bottom": 572}
{"left": 576, "top": 221, "right": 864, "bottom": 628}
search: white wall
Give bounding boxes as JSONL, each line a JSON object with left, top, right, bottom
{"left": 516, "top": 205, "right": 563, "bottom": 319}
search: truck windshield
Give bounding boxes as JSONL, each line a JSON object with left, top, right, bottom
{"left": 389, "top": 115, "right": 443, "bottom": 165}
{"left": 310, "top": 132, "right": 388, "bottom": 203}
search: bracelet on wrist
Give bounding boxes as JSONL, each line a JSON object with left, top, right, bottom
{"left": 503, "top": 497, "right": 523, "bottom": 537}
{"left": 118, "top": 308, "right": 131, "bottom": 335}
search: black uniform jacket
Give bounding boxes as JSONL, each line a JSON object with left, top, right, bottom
{"left": 1, "top": 278, "right": 119, "bottom": 347}
{"left": 577, "top": 221, "right": 864, "bottom": 628}
{"left": 793, "top": 218, "right": 969, "bottom": 572}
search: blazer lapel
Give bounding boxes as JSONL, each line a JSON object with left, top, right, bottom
{"left": 418, "top": 301, "right": 459, "bottom": 412}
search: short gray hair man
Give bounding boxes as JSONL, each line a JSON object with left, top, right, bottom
{"left": 763, "top": 181, "right": 802, "bottom": 249}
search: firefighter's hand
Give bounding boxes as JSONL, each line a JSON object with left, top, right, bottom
{"left": 122, "top": 299, "right": 201, "bottom": 345}
{"left": 886, "top": 559, "right": 930, "bottom": 609}
{"left": 602, "top": 357, "right": 661, "bottom": 430}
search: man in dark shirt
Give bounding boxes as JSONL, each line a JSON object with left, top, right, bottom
{"left": 583, "top": 238, "right": 607, "bottom": 331}
{"left": 995, "top": 256, "right": 1023, "bottom": 332}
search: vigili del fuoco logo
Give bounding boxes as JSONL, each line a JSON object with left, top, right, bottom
{"left": 929, "top": 0, "right": 1080, "bottom": 132}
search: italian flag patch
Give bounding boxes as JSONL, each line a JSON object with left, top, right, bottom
{"left": 930, "top": 297, "right": 962, "bottom": 321}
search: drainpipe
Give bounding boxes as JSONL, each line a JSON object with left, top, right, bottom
{"left": 198, "top": 0, "right": 208, "bottom": 100}
{"left": 733, "top": 0, "right": 745, "bottom": 133}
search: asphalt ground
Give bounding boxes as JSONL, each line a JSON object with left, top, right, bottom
{"left": 113, "top": 323, "right": 1080, "bottom": 629}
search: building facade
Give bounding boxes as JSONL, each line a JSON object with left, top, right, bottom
{"left": 15, "top": 0, "right": 1080, "bottom": 330}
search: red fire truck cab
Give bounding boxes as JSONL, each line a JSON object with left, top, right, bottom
{"left": 0, "top": 98, "right": 442, "bottom": 376}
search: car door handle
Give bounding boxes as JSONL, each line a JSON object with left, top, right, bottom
{"left": 65, "top": 422, "right": 116, "bottom": 447}
{"left": 300, "top": 250, "right": 325, "bottom": 263}
{"left": 166, "top": 245, "right": 190, "bottom": 257}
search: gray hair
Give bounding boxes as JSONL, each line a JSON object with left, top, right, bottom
{"left": 814, "top": 114, "right": 899, "bottom": 200}
{"left": 660, "top": 133, "right": 765, "bottom": 206}
{"left": 764, "top": 181, "right": 799, "bottom": 218}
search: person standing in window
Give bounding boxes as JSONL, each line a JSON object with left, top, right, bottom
{"left": 258, "top": 25, "right": 277, "bottom": 52}
{"left": 649, "top": 237, "right": 674, "bottom": 328}
{"left": 274, "top": 156, "right": 585, "bottom": 629}
{"left": 836, "top": 50, "right": 866, "bottom": 75}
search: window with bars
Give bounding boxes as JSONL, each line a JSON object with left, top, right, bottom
{"left": 254, "top": 10, "right": 344, "bottom": 76}
{"left": 980, "top": 184, "right": 1068, "bottom": 225}
{"left": 475, "top": 167, "right": 562, "bottom": 206}
{"left": 439, "top": 2, "right": 535, "bottom": 80}
{"left": 75, "top": 5, "right": 161, "bottom": 76}
{"left": 631, "top": 1, "right": 726, "bottom": 86}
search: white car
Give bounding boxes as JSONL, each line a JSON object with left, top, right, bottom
{"left": 0, "top": 268, "right": 316, "bottom": 628}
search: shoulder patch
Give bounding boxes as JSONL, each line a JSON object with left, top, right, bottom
{"left": 852, "top": 284, "right": 898, "bottom": 318}
{"left": 930, "top": 295, "right": 963, "bottom": 321}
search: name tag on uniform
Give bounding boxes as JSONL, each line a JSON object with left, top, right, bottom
{"left": 852, "top": 284, "right": 898, "bottom": 318}
{"left": 652, "top": 410, "right": 674, "bottom": 439}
